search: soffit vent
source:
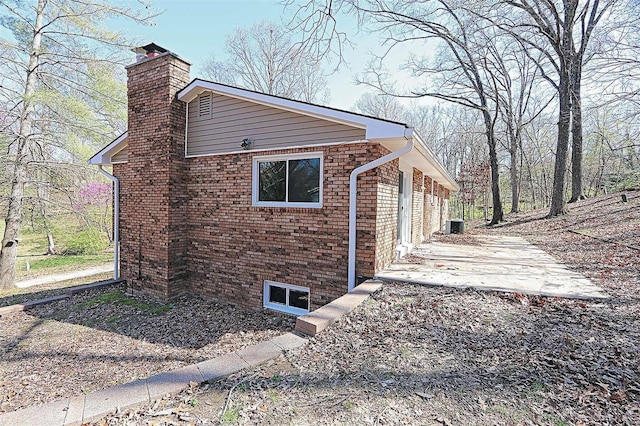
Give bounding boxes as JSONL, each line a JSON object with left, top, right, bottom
{"left": 198, "top": 93, "right": 212, "bottom": 118}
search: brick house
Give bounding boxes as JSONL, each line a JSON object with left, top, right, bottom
{"left": 89, "top": 44, "right": 458, "bottom": 315}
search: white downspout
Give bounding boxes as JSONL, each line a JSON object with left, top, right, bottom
{"left": 431, "top": 179, "right": 435, "bottom": 203}
{"left": 347, "top": 131, "right": 415, "bottom": 292}
{"left": 98, "top": 165, "right": 120, "bottom": 280}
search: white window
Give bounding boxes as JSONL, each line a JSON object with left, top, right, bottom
{"left": 263, "top": 281, "right": 310, "bottom": 316}
{"left": 252, "top": 152, "right": 323, "bottom": 208}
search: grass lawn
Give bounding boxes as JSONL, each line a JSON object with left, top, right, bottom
{"left": 14, "top": 253, "right": 112, "bottom": 278}
{"left": 0, "top": 218, "right": 113, "bottom": 280}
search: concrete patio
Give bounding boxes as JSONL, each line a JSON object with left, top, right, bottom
{"left": 376, "top": 235, "right": 608, "bottom": 299}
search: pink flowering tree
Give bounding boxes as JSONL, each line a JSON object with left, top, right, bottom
{"left": 75, "top": 182, "right": 113, "bottom": 242}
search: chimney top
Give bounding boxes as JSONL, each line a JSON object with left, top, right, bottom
{"left": 127, "top": 42, "right": 191, "bottom": 68}
{"left": 134, "top": 43, "right": 168, "bottom": 55}
{"left": 133, "top": 43, "right": 169, "bottom": 62}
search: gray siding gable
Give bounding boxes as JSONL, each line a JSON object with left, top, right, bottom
{"left": 111, "top": 145, "right": 128, "bottom": 163}
{"left": 186, "top": 92, "right": 367, "bottom": 157}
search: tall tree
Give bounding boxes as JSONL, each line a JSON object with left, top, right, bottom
{"left": 290, "top": 0, "right": 506, "bottom": 224}
{"left": 0, "top": 0, "right": 154, "bottom": 290}
{"left": 484, "top": 40, "right": 552, "bottom": 213}
{"left": 202, "top": 21, "right": 329, "bottom": 103}
{"left": 500, "top": 0, "right": 614, "bottom": 214}
{"left": 354, "top": 92, "right": 407, "bottom": 122}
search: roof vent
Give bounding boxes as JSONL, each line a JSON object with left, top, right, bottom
{"left": 198, "top": 93, "right": 212, "bottom": 117}
{"left": 133, "top": 43, "right": 168, "bottom": 62}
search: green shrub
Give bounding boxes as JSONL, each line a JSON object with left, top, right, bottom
{"left": 62, "top": 229, "right": 108, "bottom": 255}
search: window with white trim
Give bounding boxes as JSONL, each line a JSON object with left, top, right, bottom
{"left": 263, "top": 281, "right": 310, "bottom": 316}
{"left": 252, "top": 152, "right": 323, "bottom": 208}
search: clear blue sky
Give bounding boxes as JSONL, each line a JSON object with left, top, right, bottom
{"left": 122, "top": 0, "right": 376, "bottom": 110}
{"left": 0, "top": 0, "right": 426, "bottom": 110}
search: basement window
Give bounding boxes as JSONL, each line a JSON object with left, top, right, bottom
{"left": 263, "top": 281, "right": 310, "bottom": 316}
{"left": 252, "top": 152, "right": 322, "bottom": 208}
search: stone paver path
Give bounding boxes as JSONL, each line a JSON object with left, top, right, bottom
{"left": 376, "top": 235, "right": 608, "bottom": 299}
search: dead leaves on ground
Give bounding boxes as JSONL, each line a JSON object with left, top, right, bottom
{"left": 0, "top": 286, "right": 294, "bottom": 414}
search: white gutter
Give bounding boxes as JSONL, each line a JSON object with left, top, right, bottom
{"left": 98, "top": 165, "right": 120, "bottom": 280}
{"left": 347, "top": 131, "right": 415, "bottom": 291}
{"left": 413, "top": 133, "right": 459, "bottom": 192}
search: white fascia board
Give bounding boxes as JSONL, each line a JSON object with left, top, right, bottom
{"left": 413, "top": 132, "right": 460, "bottom": 191}
{"left": 88, "top": 132, "right": 128, "bottom": 165}
{"left": 375, "top": 132, "right": 459, "bottom": 192}
{"left": 177, "top": 80, "right": 410, "bottom": 139}
{"left": 413, "top": 133, "right": 460, "bottom": 192}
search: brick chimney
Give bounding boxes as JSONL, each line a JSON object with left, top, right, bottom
{"left": 120, "top": 44, "right": 191, "bottom": 299}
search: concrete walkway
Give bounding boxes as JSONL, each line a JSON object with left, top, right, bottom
{"left": 376, "top": 235, "right": 608, "bottom": 299}
{"left": 15, "top": 264, "right": 113, "bottom": 288}
{"left": 0, "top": 333, "right": 308, "bottom": 426}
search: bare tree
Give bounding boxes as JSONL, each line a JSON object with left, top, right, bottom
{"left": 378, "top": 2, "right": 507, "bottom": 224}
{"left": 583, "top": 107, "right": 640, "bottom": 194}
{"left": 499, "top": 0, "right": 615, "bottom": 215}
{"left": 354, "top": 92, "right": 407, "bottom": 122}
{"left": 0, "top": 0, "right": 154, "bottom": 290}
{"left": 289, "top": 0, "right": 509, "bottom": 224}
{"left": 485, "top": 40, "right": 553, "bottom": 213}
{"left": 202, "top": 21, "right": 330, "bottom": 103}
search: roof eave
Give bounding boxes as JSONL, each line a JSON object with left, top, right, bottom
{"left": 413, "top": 132, "right": 459, "bottom": 191}
{"left": 177, "top": 79, "right": 410, "bottom": 137}
{"left": 88, "top": 131, "right": 128, "bottom": 165}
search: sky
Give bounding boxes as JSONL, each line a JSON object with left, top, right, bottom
{"left": 118, "top": 0, "right": 405, "bottom": 111}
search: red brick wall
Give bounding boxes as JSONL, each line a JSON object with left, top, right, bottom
{"left": 116, "top": 53, "right": 191, "bottom": 299}
{"left": 183, "top": 142, "right": 382, "bottom": 310}
{"left": 411, "top": 168, "right": 424, "bottom": 246}
{"left": 423, "top": 176, "right": 433, "bottom": 240}
{"left": 424, "top": 177, "right": 444, "bottom": 235}
{"left": 114, "top": 51, "right": 453, "bottom": 310}
{"left": 438, "top": 184, "right": 446, "bottom": 231}
{"left": 374, "top": 148, "right": 399, "bottom": 273}
{"left": 114, "top": 53, "right": 396, "bottom": 310}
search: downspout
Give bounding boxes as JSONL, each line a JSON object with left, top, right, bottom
{"left": 431, "top": 179, "right": 435, "bottom": 203}
{"left": 98, "top": 165, "right": 120, "bottom": 280}
{"left": 348, "top": 131, "right": 414, "bottom": 292}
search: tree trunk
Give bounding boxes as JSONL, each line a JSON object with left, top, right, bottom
{"left": 483, "top": 110, "right": 504, "bottom": 225}
{"left": 548, "top": 64, "right": 572, "bottom": 217}
{"left": 569, "top": 63, "right": 584, "bottom": 203}
{"left": 510, "top": 146, "right": 519, "bottom": 213}
{"left": 489, "top": 143, "right": 504, "bottom": 224}
{"left": 0, "top": 0, "right": 45, "bottom": 291}
{"left": 522, "top": 148, "right": 536, "bottom": 209}
{"left": 46, "top": 233, "right": 56, "bottom": 255}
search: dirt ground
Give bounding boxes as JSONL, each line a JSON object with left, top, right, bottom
{"left": 96, "top": 191, "right": 639, "bottom": 425}
{"left": 2, "top": 191, "right": 638, "bottom": 425}
{"left": 0, "top": 284, "right": 295, "bottom": 413}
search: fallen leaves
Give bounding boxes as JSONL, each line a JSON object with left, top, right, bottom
{"left": 0, "top": 286, "right": 294, "bottom": 414}
{"left": 5, "top": 191, "right": 640, "bottom": 425}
